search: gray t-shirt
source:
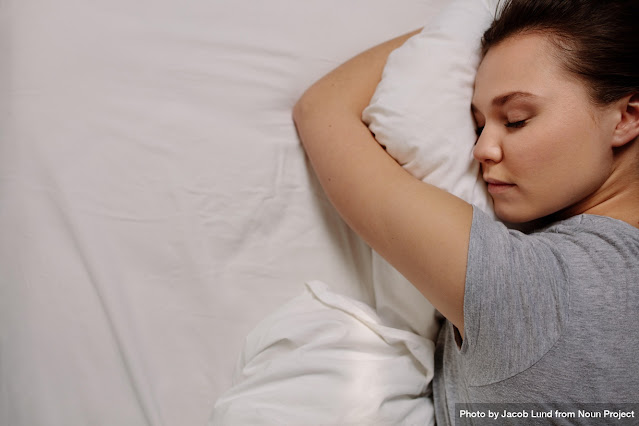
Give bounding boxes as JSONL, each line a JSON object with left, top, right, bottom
{"left": 434, "top": 207, "right": 639, "bottom": 425}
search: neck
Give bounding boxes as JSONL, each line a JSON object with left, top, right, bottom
{"left": 580, "top": 185, "right": 639, "bottom": 229}
{"left": 554, "top": 140, "right": 639, "bottom": 229}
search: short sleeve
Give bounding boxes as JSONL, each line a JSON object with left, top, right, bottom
{"left": 459, "top": 207, "right": 571, "bottom": 386}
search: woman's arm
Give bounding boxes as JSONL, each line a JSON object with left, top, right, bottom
{"left": 293, "top": 31, "right": 473, "bottom": 334}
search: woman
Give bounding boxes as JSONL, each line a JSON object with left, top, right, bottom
{"left": 294, "top": 0, "right": 639, "bottom": 423}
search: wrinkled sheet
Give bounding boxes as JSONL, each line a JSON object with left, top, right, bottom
{"left": 0, "top": 0, "right": 442, "bottom": 424}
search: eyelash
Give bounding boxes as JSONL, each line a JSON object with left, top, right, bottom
{"left": 476, "top": 120, "right": 526, "bottom": 136}
{"left": 506, "top": 120, "right": 526, "bottom": 129}
{"left": 474, "top": 118, "right": 528, "bottom": 139}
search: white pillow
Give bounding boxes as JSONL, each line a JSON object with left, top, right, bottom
{"left": 362, "top": 0, "right": 499, "bottom": 338}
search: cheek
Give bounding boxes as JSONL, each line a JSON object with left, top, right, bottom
{"left": 509, "top": 108, "right": 594, "bottom": 178}
{"left": 505, "top": 128, "right": 563, "bottom": 178}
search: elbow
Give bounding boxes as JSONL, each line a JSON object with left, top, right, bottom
{"left": 292, "top": 86, "right": 326, "bottom": 149}
{"left": 292, "top": 86, "right": 319, "bottom": 128}
{"left": 292, "top": 95, "right": 307, "bottom": 128}
{"left": 292, "top": 95, "right": 309, "bottom": 148}
{"left": 293, "top": 84, "right": 357, "bottom": 130}
{"left": 293, "top": 93, "right": 318, "bottom": 155}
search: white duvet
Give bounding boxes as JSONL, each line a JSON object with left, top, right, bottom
{"left": 212, "top": 281, "right": 435, "bottom": 425}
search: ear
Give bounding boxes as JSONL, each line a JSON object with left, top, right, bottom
{"left": 611, "top": 93, "right": 639, "bottom": 148}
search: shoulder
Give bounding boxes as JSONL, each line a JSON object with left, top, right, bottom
{"left": 468, "top": 209, "right": 639, "bottom": 266}
{"left": 543, "top": 213, "right": 639, "bottom": 242}
{"left": 531, "top": 214, "right": 639, "bottom": 269}
{"left": 456, "top": 209, "right": 638, "bottom": 385}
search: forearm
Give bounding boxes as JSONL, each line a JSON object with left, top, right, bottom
{"left": 293, "top": 30, "right": 420, "bottom": 132}
{"left": 292, "top": 30, "right": 420, "bottom": 223}
{"left": 293, "top": 30, "right": 472, "bottom": 331}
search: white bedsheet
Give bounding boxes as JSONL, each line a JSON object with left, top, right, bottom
{"left": 1, "top": 0, "right": 443, "bottom": 424}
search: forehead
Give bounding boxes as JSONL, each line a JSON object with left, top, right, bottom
{"left": 472, "top": 32, "right": 571, "bottom": 109}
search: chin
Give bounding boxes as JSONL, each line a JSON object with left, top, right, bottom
{"left": 495, "top": 206, "right": 556, "bottom": 233}
{"left": 494, "top": 206, "right": 546, "bottom": 231}
{"left": 494, "top": 205, "right": 526, "bottom": 224}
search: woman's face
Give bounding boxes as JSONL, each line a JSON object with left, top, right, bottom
{"left": 471, "top": 32, "right": 620, "bottom": 224}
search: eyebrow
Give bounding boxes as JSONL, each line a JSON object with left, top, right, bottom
{"left": 492, "top": 91, "right": 537, "bottom": 106}
{"left": 471, "top": 91, "right": 538, "bottom": 114}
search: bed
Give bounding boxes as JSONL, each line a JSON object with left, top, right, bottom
{"left": 1, "top": 0, "right": 497, "bottom": 424}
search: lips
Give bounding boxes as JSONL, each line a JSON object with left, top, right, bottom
{"left": 484, "top": 176, "right": 516, "bottom": 194}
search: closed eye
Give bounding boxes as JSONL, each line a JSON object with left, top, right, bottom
{"left": 475, "top": 126, "right": 484, "bottom": 137}
{"left": 505, "top": 120, "right": 526, "bottom": 129}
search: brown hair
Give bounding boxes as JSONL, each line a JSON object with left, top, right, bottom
{"left": 482, "top": 0, "right": 639, "bottom": 105}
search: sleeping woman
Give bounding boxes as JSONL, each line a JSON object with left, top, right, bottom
{"left": 293, "top": 0, "right": 639, "bottom": 423}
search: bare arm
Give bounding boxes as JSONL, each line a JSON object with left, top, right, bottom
{"left": 293, "top": 31, "right": 472, "bottom": 334}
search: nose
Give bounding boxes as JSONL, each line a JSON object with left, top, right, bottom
{"left": 473, "top": 126, "right": 503, "bottom": 164}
